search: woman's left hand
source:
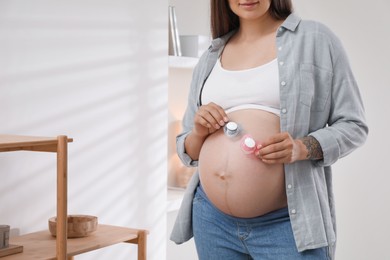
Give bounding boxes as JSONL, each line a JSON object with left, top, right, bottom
{"left": 255, "top": 132, "right": 306, "bottom": 164}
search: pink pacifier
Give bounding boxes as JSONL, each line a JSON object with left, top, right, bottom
{"left": 240, "top": 134, "right": 257, "bottom": 154}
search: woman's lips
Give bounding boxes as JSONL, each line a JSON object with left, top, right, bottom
{"left": 240, "top": 1, "right": 260, "bottom": 9}
{"left": 240, "top": 1, "right": 260, "bottom": 7}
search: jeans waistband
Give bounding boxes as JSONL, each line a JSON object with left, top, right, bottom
{"left": 196, "top": 184, "right": 289, "bottom": 224}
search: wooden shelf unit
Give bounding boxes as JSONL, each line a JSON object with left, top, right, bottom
{"left": 7, "top": 224, "right": 147, "bottom": 260}
{"left": 0, "top": 135, "right": 148, "bottom": 260}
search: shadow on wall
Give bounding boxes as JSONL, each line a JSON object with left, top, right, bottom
{"left": 0, "top": 1, "right": 168, "bottom": 259}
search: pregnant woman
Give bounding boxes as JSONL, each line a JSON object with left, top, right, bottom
{"left": 171, "top": 0, "right": 368, "bottom": 259}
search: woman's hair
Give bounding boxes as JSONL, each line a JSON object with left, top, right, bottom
{"left": 210, "top": 0, "right": 293, "bottom": 39}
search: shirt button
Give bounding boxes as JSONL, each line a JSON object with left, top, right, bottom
{"left": 287, "top": 184, "right": 292, "bottom": 189}
{"left": 281, "top": 81, "right": 286, "bottom": 86}
{"left": 278, "top": 27, "right": 283, "bottom": 32}
{"left": 278, "top": 46, "right": 283, "bottom": 51}
{"left": 281, "top": 108, "right": 287, "bottom": 114}
{"left": 279, "top": 61, "right": 284, "bottom": 66}
{"left": 291, "top": 209, "right": 297, "bottom": 214}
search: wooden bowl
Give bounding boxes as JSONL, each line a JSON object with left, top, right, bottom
{"left": 48, "top": 215, "right": 98, "bottom": 238}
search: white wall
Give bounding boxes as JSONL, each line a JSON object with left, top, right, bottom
{"left": 167, "top": 1, "right": 390, "bottom": 260}
{"left": 0, "top": 1, "right": 167, "bottom": 259}
{"left": 168, "top": 0, "right": 210, "bottom": 37}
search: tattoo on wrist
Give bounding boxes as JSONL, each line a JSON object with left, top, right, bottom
{"left": 301, "top": 136, "right": 323, "bottom": 160}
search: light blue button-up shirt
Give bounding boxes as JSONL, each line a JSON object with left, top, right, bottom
{"left": 170, "top": 14, "right": 368, "bottom": 259}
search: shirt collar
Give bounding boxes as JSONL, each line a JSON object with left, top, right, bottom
{"left": 280, "top": 13, "right": 301, "bottom": 32}
{"left": 210, "top": 30, "right": 236, "bottom": 51}
{"left": 210, "top": 13, "right": 302, "bottom": 51}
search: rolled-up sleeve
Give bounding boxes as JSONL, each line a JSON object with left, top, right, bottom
{"left": 310, "top": 33, "right": 368, "bottom": 167}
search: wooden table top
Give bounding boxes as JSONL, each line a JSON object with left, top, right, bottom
{"left": 0, "top": 135, "right": 72, "bottom": 151}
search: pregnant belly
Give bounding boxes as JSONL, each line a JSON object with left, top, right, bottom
{"left": 198, "top": 109, "right": 287, "bottom": 218}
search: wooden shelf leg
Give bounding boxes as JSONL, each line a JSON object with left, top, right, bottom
{"left": 137, "top": 230, "right": 147, "bottom": 260}
{"left": 57, "top": 135, "right": 68, "bottom": 260}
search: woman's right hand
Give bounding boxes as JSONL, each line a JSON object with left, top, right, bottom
{"left": 193, "top": 102, "right": 229, "bottom": 137}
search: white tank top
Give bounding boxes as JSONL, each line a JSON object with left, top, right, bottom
{"left": 201, "top": 57, "right": 280, "bottom": 116}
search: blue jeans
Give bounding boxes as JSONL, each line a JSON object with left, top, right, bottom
{"left": 192, "top": 185, "right": 329, "bottom": 260}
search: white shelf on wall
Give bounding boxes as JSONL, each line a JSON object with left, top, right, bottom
{"left": 167, "top": 187, "right": 186, "bottom": 212}
{"left": 169, "top": 56, "right": 198, "bottom": 69}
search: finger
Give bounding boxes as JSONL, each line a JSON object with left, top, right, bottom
{"left": 197, "top": 106, "right": 219, "bottom": 127}
{"left": 209, "top": 109, "right": 227, "bottom": 127}
{"left": 198, "top": 103, "right": 228, "bottom": 129}
{"left": 197, "top": 109, "right": 221, "bottom": 129}
{"left": 258, "top": 149, "right": 292, "bottom": 164}
{"left": 260, "top": 146, "right": 295, "bottom": 164}
{"left": 260, "top": 133, "right": 287, "bottom": 147}
{"left": 195, "top": 115, "right": 212, "bottom": 129}
{"left": 261, "top": 158, "right": 287, "bottom": 164}
{"left": 257, "top": 141, "right": 287, "bottom": 157}
{"left": 261, "top": 150, "right": 289, "bottom": 161}
{"left": 207, "top": 102, "right": 229, "bottom": 125}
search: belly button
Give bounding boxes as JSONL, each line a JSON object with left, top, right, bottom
{"left": 215, "top": 171, "right": 227, "bottom": 180}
